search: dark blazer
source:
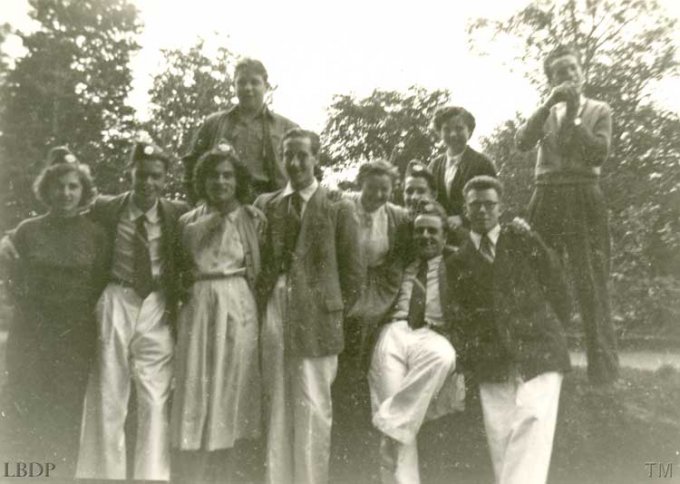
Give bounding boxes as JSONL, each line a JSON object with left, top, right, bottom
{"left": 446, "top": 225, "right": 571, "bottom": 382}
{"left": 255, "top": 186, "right": 365, "bottom": 357}
{"left": 428, "top": 147, "right": 497, "bottom": 217}
{"left": 88, "top": 192, "right": 189, "bottom": 306}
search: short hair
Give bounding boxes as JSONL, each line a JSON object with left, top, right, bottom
{"left": 463, "top": 175, "right": 504, "bottom": 199}
{"left": 193, "top": 142, "right": 252, "bottom": 204}
{"left": 33, "top": 162, "right": 96, "bottom": 208}
{"left": 543, "top": 45, "right": 582, "bottom": 81}
{"left": 356, "top": 159, "right": 399, "bottom": 187}
{"left": 413, "top": 200, "right": 448, "bottom": 233}
{"left": 282, "top": 127, "right": 321, "bottom": 157}
{"left": 404, "top": 159, "right": 436, "bottom": 193}
{"left": 234, "top": 58, "right": 268, "bottom": 83}
{"left": 128, "top": 141, "right": 172, "bottom": 171}
{"left": 431, "top": 106, "right": 476, "bottom": 134}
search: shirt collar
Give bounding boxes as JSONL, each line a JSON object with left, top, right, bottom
{"left": 446, "top": 147, "right": 466, "bottom": 167}
{"left": 412, "top": 254, "right": 443, "bottom": 272}
{"left": 469, "top": 224, "right": 501, "bottom": 250}
{"left": 206, "top": 204, "right": 241, "bottom": 222}
{"left": 230, "top": 103, "right": 270, "bottom": 120}
{"left": 281, "top": 178, "right": 319, "bottom": 202}
{"left": 127, "top": 197, "right": 160, "bottom": 223}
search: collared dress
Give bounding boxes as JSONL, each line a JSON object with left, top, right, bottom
{"left": 170, "top": 204, "right": 263, "bottom": 453}
{"left": 1, "top": 213, "right": 107, "bottom": 477}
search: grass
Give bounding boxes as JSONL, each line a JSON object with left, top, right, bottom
{"left": 330, "top": 366, "right": 680, "bottom": 484}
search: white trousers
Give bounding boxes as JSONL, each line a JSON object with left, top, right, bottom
{"left": 76, "top": 283, "right": 173, "bottom": 481}
{"left": 368, "top": 320, "right": 461, "bottom": 484}
{"left": 262, "top": 276, "right": 338, "bottom": 484}
{"left": 479, "top": 371, "right": 563, "bottom": 484}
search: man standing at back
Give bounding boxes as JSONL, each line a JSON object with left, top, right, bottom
{"left": 255, "top": 128, "right": 364, "bottom": 484}
{"left": 182, "top": 58, "right": 298, "bottom": 202}
{"left": 516, "top": 44, "right": 618, "bottom": 384}
{"left": 77, "top": 141, "right": 188, "bottom": 482}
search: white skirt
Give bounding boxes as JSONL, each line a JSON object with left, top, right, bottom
{"left": 170, "top": 277, "right": 261, "bottom": 451}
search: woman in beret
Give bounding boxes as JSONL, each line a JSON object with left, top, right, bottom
{"left": 0, "top": 147, "right": 107, "bottom": 477}
{"left": 170, "top": 142, "right": 264, "bottom": 483}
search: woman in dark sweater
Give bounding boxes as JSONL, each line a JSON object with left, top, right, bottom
{"left": 0, "top": 149, "right": 107, "bottom": 478}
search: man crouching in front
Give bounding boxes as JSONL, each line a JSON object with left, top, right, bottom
{"left": 368, "top": 200, "right": 465, "bottom": 484}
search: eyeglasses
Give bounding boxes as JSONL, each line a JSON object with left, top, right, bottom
{"left": 468, "top": 201, "right": 498, "bottom": 211}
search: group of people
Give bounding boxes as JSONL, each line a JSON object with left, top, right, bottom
{"left": 0, "top": 44, "right": 618, "bottom": 484}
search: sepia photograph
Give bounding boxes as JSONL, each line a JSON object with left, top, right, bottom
{"left": 0, "top": 0, "right": 679, "bottom": 483}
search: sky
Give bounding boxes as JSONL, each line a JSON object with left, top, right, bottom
{"left": 3, "top": 0, "right": 680, "bottom": 150}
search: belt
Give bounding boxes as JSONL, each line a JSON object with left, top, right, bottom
{"left": 110, "top": 276, "right": 162, "bottom": 291}
{"left": 194, "top": 271, "right": 246, "bottom": 281}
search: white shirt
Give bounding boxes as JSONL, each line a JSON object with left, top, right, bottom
{"left": 445, "top": 149, "right": 465, "bottom": 196}
{"left": 281, "top": 178, "right": 319, "bottom": 218}
{"left": 469, "top": 224, "right": 501, "bottom": 260}
{"left": 111, "top": 198, "right": 164, "bottom": 282}
{"left": 351, "top": 194, "right": 389, "bottom": 268}
{"left": 391, "top": 255, "right": 445, "bottom": 327}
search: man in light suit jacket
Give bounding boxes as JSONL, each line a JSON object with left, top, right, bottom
{"left": 447, "top": 176, "right": 571, "bottom": 484}
{"left": 428, "top": 106, "right": 496, "bottom": 233}
{"left": 255, "top": 127, "right": 364, "bottom": 484}
{"left": 76, "top": 141, "right": 189, "bottom": 482}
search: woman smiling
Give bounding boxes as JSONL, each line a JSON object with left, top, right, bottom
{"left": 170, "top": 142, "right": 265, "bottom": 483}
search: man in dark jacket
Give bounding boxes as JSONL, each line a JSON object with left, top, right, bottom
{"left": 182, "top": 58, "right": 298, "bottom": 202}
{"left": 447, "top": 175, "right": 570, "bottom": 484}
{"left": 76, "top": 141, "right": 188, "bottom": 482}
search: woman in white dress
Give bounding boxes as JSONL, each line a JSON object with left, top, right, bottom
{"left": 170, "top": 142, "right": 265, "bottom": 483}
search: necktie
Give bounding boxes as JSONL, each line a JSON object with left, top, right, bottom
{"left": 479, "top": 233, "right": 494, "bottom": 263}
{"left": 282, "top": 192, "right": 302, "bottom": 273}
{"left": 133, "top": 215, "right": 154, "bottom": 298}
{"left": 407, "top": 259, "right": 429, "bottom": 329}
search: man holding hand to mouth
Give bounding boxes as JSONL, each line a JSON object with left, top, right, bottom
{"left": 516, "top": 45, "right": 618, "bottom": 385}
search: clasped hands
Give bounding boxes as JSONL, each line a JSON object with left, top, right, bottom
{"left": 545, "top": 81, "right": 580, "bottom": 119}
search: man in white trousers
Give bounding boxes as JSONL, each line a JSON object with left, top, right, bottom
{"left": 368, "top": 200, "right": 465, "bottom": 484}
{"left": 255, "top": 127, "right": 364, "bottom": 484}
{"left": 447, "top": 175, "right": 572, "bottom": 484}
{"left": 76, "top": 141, "right": 188, "bottom": 481}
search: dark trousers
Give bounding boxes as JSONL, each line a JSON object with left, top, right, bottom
{"left": 529, "top": 182, "right": 619, "bottom": 384}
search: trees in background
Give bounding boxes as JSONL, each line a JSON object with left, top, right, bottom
{"left": 0, "top": 0, "right": 141, "bottom": 228}
{"left": 322, "top": 87, "right": 450, "bottom": 187}
{"left": 469, "top": 0, "right": 680, "bottom": 334}
{"left": 145, "top": 37, "right": 237, "bottom": 198}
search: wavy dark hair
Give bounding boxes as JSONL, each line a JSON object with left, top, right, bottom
{"left": 193, "top": 148, "right": 253, "bottom": 204}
